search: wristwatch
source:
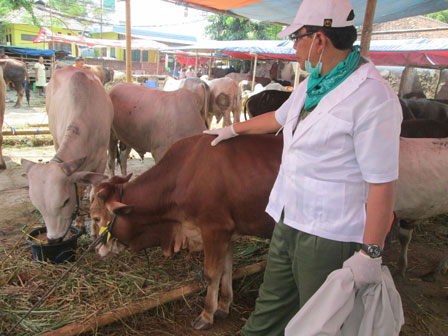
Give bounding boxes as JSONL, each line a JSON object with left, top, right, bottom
{"left": 361, "top": 244, "right": 383, "bottom": 258}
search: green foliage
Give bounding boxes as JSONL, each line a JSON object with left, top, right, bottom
{"left": 0, "top": 0, "right": 104, "bottom": 29}
{"left": 205, "top": 14, "right": 282, "bottom": 41}
{"left": 425, "top": 10, "right": 448, "bottom": 23}
{"left": 0, "top": 0, "right": 39, "bottom": 25}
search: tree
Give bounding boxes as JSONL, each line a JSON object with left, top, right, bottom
{"left": 0, "top": 0, "right": 110, "bottom": 30}
{"left": 205, "top": 14, "right": 282, "bottom": 41}
{"left": 425, "top": 10, "right": 448, "bottom": 23}
{"left": 0, "top": 0, "right": 38, "bottom": 25}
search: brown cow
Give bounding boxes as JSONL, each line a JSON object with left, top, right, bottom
{"left": 89, "top": 134, "right": 282, "bottom": 330}
{"left": 53, "top": 61, "right": 114, "bottom": 85}
{"left": 0, "top": 58, "right": 30, "bottom": 107}
{"left": 0, "top": 66, "right": 6, "bottom": 169}
{"left": 83, "top": 65, "right": 115, "bottom": 85}
{"left": 107, "top": 83, "right": 206, "bottom": 176}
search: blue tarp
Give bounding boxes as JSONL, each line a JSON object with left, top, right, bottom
{"left": 164, "top": 38, "right": 448, "bottom": 65}
{"left": 172, "top": 0, "right": 448, "bottom": 27}
{"left": 0, "top": 45, "right": 66, "bottom": 57}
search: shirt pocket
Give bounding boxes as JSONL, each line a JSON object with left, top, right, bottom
{"left": 302, "top": 177, "right": 345, "bottom": 225}
{"left": 320, "top": 113, "right": 353, "bottom": 153}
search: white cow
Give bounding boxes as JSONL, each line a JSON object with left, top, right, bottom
{"left": 395, "top": 137, "right": 448, "bottom": 277}
{"left": 206, "top": 77, "right": 241, "bottom": 127}
{"left": 108, "top": 83, "right": 206, "bottom": 176}
{"left": 21, "top": 67, "right": 113, "bottom": 242}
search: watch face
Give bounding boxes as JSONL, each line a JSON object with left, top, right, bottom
{"left": 363, "top": 244, "right": 382, "bottom": 258}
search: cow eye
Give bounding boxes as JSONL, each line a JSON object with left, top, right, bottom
{"left": 62, "top": 198, "right": 69, "bottom": 207}
{"left": 93, "top": 217, "right": 100, "bottom": 223}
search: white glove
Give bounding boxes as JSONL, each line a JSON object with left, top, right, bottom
{"left": 343, "top": 251, "right": 382, "bottom": 289}
{"left": 203, "top": 125, "right": 238, "bottom": 146}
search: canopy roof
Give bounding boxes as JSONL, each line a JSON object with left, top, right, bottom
{"left": 164, "top": 38, "right": 448, "bottom": 66}
{"left": 164, "top": 0, "right": 448, "bottom": 27}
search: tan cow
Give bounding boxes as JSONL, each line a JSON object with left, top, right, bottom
{"left": 89, "top": 134, "right": 281, "bottom": 330}
{"left": 394, "top": 137, "right": 448, "bottom": 277}
{"left": 206, "top": 77, "right": 241, "bottom": 127}
{"left": 21, "top": 67, "right": 113, "bottom": 242}
{"left": 0, "top": 66, "right": 5, "bottom": 169}
{"left": 108, "top": 83, "right": 206, "bottom": 176}
{"left": 163, "top": 77, "right": 210, "bottom": 127}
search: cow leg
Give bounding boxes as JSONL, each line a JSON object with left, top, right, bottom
{"left": 223, "top": 109, "right": 231, "bottom": 127}
{"left": 397, "top": 219, "right": 414, "bottom": 278}
{"left": 191, "top": 230, "right": 231, "bottom": 330}
{"left": 0, "top": 131, "right": 5, "bottom": 169}
{"left": 119, "top": 145, "right": 131, "bottom": 175}
{"left": 107, "top": 133, "right": 118, "bottom": 176}
{"left": 14, "top": 87, "right": 24, "bottom": 108}
{"left": 215, "top": 242, "right": 233, "bottom": 318}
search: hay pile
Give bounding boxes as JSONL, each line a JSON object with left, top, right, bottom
{"left": 0, "top": 220, "right": 269, "bottom": 335}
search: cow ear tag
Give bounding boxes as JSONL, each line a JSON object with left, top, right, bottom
{"left": 99, "top": 222, "right": 111, "bottom": 243}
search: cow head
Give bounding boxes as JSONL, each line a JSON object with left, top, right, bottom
{"left": 89, "top": 174, "right": 132, "bottom": 257}
{"left": 21, "top": 158, "right": 107, "bottom": 243}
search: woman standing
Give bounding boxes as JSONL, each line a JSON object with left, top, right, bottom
{"left": 34, "top": 56, "right": 46, "bottom": 96}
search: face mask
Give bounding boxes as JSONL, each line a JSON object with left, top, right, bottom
{"left": 304, "top": 34, "right": 324, "bottom": 78}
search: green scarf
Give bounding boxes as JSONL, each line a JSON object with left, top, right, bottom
{"left": 304, "top": 46, "right": 361, "bottom": 111}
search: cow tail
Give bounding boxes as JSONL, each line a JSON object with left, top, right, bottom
{"left": 24, "top": 63, "right": 30, "bottom": 105}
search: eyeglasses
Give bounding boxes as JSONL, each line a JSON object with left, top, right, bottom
{"left": 290, "top": 32, "right": 314, "bottom": 44}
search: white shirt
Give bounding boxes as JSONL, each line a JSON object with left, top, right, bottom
{"left": 266, "top": 61, "right": 402, "bottom": 243}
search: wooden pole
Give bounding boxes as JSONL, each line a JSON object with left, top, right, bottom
{"left": 360, "top": 0, "right": 378, "bottom": 58}
{"left": 39, "top": 261, "right": 266, "bottom": 336}
{"left": 125, "top": 0, "right": 132, "bottom": 83}
{"left": 251, "top": 54, "right": 258, "bottom": 92}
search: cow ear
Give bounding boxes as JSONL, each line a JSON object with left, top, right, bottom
{"left": 70, "top": 171, "right": 108, "bottom": 186}
{"left": 107, "top": 200, "right": 133, "bottom": 215}
{"left": 21, "top": 158, "right": 36, "bottom": 173}
{"left": 96, "top": 185, "right": 111, "bottom": 201}
{"left": 61, "top": 157, "right": 87, "bottom": 176}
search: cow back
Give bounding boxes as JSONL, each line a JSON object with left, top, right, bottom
{"left": 246, "top": 90, "right": 292, "bottom": 119}
{"left": 46, "top": 66, "right": 114, "bottom": 172}
{"left": 109, "top": 83, "right": 206, "bottom": 161}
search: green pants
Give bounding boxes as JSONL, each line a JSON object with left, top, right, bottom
{"left": 242, "top": 218, "right": 360, "bottom": 336}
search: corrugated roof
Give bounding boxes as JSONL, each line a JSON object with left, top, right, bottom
{"left": 93, "top": 26, "right": 197, "bottom": 45}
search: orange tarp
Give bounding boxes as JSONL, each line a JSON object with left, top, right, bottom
{"left": 185, "top": 0, "right": 262, "bottom": 10}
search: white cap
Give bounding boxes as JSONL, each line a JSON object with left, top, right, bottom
{"left": 278, "top": 0, "right": 355, "bottom": 38}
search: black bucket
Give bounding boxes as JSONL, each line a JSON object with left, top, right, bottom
{"left": 26, "top": 226, "right": 80, "bottom": 264}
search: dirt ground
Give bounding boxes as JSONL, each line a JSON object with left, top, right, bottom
{"left": 1, "top": 89, "right": 447, "bottom": 335}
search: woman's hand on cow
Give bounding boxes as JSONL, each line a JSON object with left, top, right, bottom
{"left": 203, "top": 125, "right": 238, "bottom": 146}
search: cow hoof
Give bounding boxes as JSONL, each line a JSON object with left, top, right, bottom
{"left": 214, "top": 309, "right": 229, "bottom": 319}
{"left": 191, "top": 315, "right": 212, "bottom": 330}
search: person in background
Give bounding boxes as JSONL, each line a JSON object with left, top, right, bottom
{"left": 204, "top": 0, "right": 402, "bottom": 334}
{"left": 34, "top": 56, "right": 46, "bottom": 96}
{"left": 179, "top": 66, "right": 187, "bottom": 79}
{"left": 73, "top": 57, "right": 85, "bottom": 69}
{"left": 185, "top": 66, "right": 195, "bottom": 78}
